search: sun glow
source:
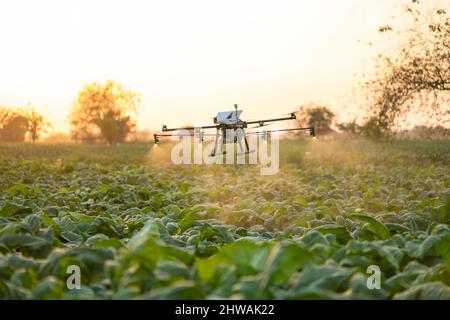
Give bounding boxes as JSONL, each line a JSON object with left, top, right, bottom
{"left": 1, "top": 0, "right": 446, "bottom": 133}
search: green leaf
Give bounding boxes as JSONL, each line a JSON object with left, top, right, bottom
{"left": 394, "top": 282, "right": 450, "bottom": 300}
{"left": 280, "top": 263, "right": 355, "bottom": 299}
{"left": 1, "top": 234, "right": 51, "bottom": 250}
{"left": 7, "top": 184, "right": 29, "bottom": 196}
{"left": 314, "top": 224, "right": 352, "bottom": 244}
{"left": 350, "top": 213, "right": 390, "bottom": 240}
{"left": 292, "top": 197, "right": 308, "bottom": 207}
{"left": 61, "top": 231, "right": 83, "bottom": 243}
{"left": 266, "top": 242, "right": 313, "bottom": 285}
{"left": 298, "top": 263, "right": 354, "bottom": 290}
{"left": 197, "top": 241, "right": 272, "bottom": 283}
{"left": 0, "top": 202, "right": 32, "bottom": 218}
{"left": 143, "top": 281, "right": 206, "bottom": 299}
{"left": 345, "top": 273, "right": 387, "bottom": 299}
{"left": 128, "top": 218, "right": 161, "bottom": 248}
{"left": 385, "top": 223, "right": 410, "bottom": 233}
{"left": 414, "top": 225, "right": 450, "bottom": 259}
{"left": 31, "top": 277, "right": 64, "bottom": 299}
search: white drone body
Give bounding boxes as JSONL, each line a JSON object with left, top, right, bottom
{"left": 214, "top": 110, "right": 243, "bottom": 125}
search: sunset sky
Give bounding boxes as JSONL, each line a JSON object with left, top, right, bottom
{"left": 0, "top": 0, "right": 447, "bottom": 132}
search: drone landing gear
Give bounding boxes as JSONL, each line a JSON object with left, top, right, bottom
{"left": 210, "top": 128, "right": 250, "bottom": 157}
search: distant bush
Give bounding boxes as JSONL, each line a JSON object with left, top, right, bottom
{"left": 297, "top": 102, "right": 335, "bottom": 135}
{"left": 0, "top": 110, "right": 28, "bottom": 142}
{"left": 396, "top": 126, "right": 450, "bottom": 140}
{"left": 0, "top": 105, "right": 50, "bottom": 143}
{"left": 338, "top": 119, "right": 449, "bottom": 140}
{"left": 336, "top": 120, "right": 359, "bottom": 136}
{"left": 42, "top": 132, "right": 72, "bottom": 144}
{"left": 337, "top": 118, "right": 384, "bottom": 139}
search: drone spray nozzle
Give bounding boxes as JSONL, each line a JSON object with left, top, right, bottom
{"left": 260, "top": 131, "right": 268, "bottom": 142}
{"left": 310, "top": 127, "right": 316, "bottom": 138}
{"left": 195, "top": 130, "right": 203, "bottom": 144}
{"left": 162, "top": 125, "right": 168, "bottom": 132}
{"left": 290, "top": 112, "right": 297, "bottom": 120}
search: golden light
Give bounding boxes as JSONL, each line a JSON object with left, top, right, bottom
{"left": 0, "top": 0, "right": 427, "bottom": 132}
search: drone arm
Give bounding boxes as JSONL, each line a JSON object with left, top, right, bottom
{"left": 153, "top": 132, "right": 217, "bottom": 144}
{"left": 162, "top": 124, "right": 217, "bottom": 132}
{"left": 248, "top": 126, "right": 316, "bottom": 137}
{"left": 245, "top": 113, "right": 296, "bottom": 126}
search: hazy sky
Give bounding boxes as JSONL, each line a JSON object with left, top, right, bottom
{"left": 0, "top": 0, "right": 446, "bottom": 132}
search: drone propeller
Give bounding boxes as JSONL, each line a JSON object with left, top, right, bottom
{"left": 284, "top": 111, "right": 298, "bottom": 119}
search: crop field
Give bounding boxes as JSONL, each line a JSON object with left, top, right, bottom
{"left": 0, "top": 140, "right": 449, "bottom": 299}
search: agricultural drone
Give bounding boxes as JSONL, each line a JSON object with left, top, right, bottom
{"left": 153, "top": 104, "right": 315, "bottom": 156}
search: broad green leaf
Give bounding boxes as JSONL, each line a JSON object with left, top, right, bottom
{"left": 31, "top": 277, "right": 64, "bottom": 299}
{"left": 350, "top": 213, "right": 390, "bottom": 240}
{"left": 0, "top": 202, "right": 32, "bottom": 218}
{"left": 291, "top": 263, "right": 355, "bottom": 292}
{"left": 266, "top": 242, "right": 313, "bottom": 285}
{"left": 409, "top": 225, "right": 450, "bottom": 259}
{"left": 143, "top": 281, "right": 206, "bottom": 299}
{"left": 61, "top": 231, "right": 83, "bottom": 243}
{"left": 394, "top": 282, "right": 450, "bottom": 300}
{"left": 314, "top": 224, "right": 352, "bottom": 244}
{"left": 197, "top": 241, "right": 272, "bottom": 283}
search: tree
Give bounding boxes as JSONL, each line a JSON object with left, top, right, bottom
{"left": 296, "top": 102, "right": 335, "bottom": 134}
{"left": 363, "top": 1, "right": 450, "bottom": 134}
{"left": 0, "top": 107, "right": 29, "bottom": 142}
{"left": 25, "top": 105, "right": 52, "bottom": 143}
{"left": 70, "top": 80, "right": 141, "bottom": 145}
{"left": 337, "top": 120, "right": 359, "bottom": 135}
{"left": 0, "top": 107, "right": 8, "bottom": 126}
{"left": 337, "top": 118, "right": 384, "bottom": 139}
{"left": 0, "top": 105, "right": 51, "bottom": 143}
